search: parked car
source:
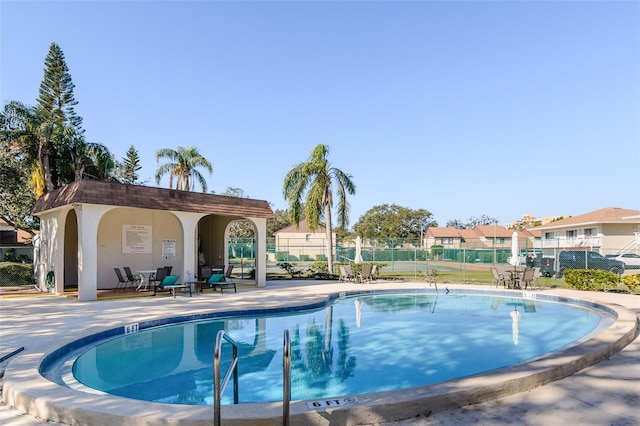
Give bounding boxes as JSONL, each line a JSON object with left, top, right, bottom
{"left": 558, "top": 251, "right": 625, "bottom": 278}
{"left": 605, "top": 253, "right": 640, "bottom": 269}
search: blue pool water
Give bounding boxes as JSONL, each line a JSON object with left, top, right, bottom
{"left": 71, "top": 291, "right": 613, "bottom": 405}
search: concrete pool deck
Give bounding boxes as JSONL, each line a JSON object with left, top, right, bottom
{"left": 1, "top": 280, "right": 639, "bottom": 425}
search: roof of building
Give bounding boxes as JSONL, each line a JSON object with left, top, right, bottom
{"left": 275, "top": 219, "right": 328, "bottom": 234}
{"left": 31, "top": 180, "right": 274, "bottom": 219}
{"left": 473, "top": 225, "right": 514, "bottom": 238}
{"left": 535, "top": 207, "right": 640, "bottom": 230}
{"left": 0, "top": 219, "right": 33, "bottom": 243}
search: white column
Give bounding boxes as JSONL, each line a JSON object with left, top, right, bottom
{"left": 75, "top": 204, "right": 111, "bottom": 302}
{"left": 252, "top": 217, "right": 267, "bottom": 288}
{"left": 175, "top": 212, "right": 204, "bottom": 284}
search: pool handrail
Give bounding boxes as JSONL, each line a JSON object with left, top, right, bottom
{"left": 283, "top": 329, "right": 291, "bottom": 426}
{"left": 213, "top": 330, "right": 239, "bottom": 426}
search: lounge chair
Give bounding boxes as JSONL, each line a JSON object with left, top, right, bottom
{"left": 202, "top": 272, "right": 236, "bottom": 294}
{"left": 153, "top": 275, "right": 191, "bottom": 298}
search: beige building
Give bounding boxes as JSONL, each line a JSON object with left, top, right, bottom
{"left": 534, "top": 207, "right": 640, "bottom": 255}
{"left": 273, "top": 219, "right": 335, "bottom": 261}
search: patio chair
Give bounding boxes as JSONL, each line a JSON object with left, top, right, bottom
{"left": 531, "top": 267, "right": 541, "bottom": 290}
{"left": 338, "top": 265, "right": 355, "bottom": 283}
{"left": 521, "top": 268, "right": 536, "bottom": 290}
{"left": 153, "top": 275, "right": 191, "bottom": 298}
{"left": 148, "top": 267, "right": 168, "bottom": 289}
{"left": 114, "top": 267, "right": 132, "bottom": 291}
{"left": 199, "top": 266, "right": 213, "bottom": 282}
{"left": 369, "top": 264, "right": 378, "bottom": 282}
{"left": 491, "top": 267, "right": 508, "bottom": 288}
{"left": 123, "top": 267, "right": 139, "bottom": 291}
{"left": 359, "top": 264, "right": 373, "bottom": 283}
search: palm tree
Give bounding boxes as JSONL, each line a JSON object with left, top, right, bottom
{"left": 283, "top": 144, "right": 355, "bottom": 273}
{"left": 155, "top": 146, "right": 212, "bottom": 192}
{"left": 1, "top": 101, "right": 55, "bottom": 197}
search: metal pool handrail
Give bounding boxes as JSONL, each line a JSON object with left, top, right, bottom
{"left": 283, "top": 329, "right": 291, "bottom": 425}
{"left": 213, "top": 330, "right": 239, "bottom": 426}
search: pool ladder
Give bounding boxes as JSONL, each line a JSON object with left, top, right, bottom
{"left": 213, "top": 329, "right": 292, "bottom": 426}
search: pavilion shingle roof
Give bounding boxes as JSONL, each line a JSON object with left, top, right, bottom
{"left": 32, "top": 180, "right": 274, "bottom": 219}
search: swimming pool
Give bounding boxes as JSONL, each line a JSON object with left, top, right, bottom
{"left": 6, "top": 284, "right": 634, "bottom": 426}
{"left": 68, "top": 290, "right": 613, "bottom": 405}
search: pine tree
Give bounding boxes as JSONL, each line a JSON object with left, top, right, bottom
{"left": 120, "top": 145, "right": 142, "bottom": 184}
{"left": 35, "top": 42, "right": 86, "bottom": 191}
{"left": 37, "top": 42, "right": 83, "bottom": 131}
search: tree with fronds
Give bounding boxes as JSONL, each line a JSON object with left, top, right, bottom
{"left": 283, "top": 144, "right": 355, "bottom": 274}
{"left": 155, "top": 146, "right": 212, "bottom": 192}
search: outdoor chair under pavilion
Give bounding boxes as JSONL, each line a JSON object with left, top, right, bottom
{"left": 152, "top": 275, "right": 192, "bottom": 298}
{"left": 148, "top": 267, "right": 169, "bottom": 289}
{"left": 114, "top": 267, "right": 133, "bottom": 291}
{"left": 123, "top": 267, "right": 139, "bottom": 290}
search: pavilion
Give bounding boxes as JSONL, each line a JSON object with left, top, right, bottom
{"left": 31, "top": 180, "right": 273, "bottom": 301}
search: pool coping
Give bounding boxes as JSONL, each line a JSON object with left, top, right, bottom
{"left": 3, "top": 285, "right": 639, "bottom": 426}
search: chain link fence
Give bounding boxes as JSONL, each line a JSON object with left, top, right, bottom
{"left": 3, "top": 239, "right": 639, "bottom": 289}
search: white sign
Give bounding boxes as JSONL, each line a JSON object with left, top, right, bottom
{"left": 162, "top": 239, "right": 176, "bottom": 260}
{"left": 124, "top": 323, "right": 139, "bottom": 334}
{"left": 307, "top": 397, "right": 359, "bottom": 409}
{"left": 123, "top": 225, "right": 152, "bottom": 254}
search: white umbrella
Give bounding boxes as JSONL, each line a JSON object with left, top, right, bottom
{"left": 509, "top": 231, "right": 520, "bottom": 266}
{"left": 354, "top": 236, "right": 363, "bottom": 264}
{"left": 510, "top": 309, "right": 521, "bottom": 345}
{"left": 354, "top": 298, "right": 363, "bottom": 328}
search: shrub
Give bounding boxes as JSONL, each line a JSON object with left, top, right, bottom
{"left": 621, "top": 274, "right": 640, "bottom": 293}
{"left": 563, "top": 269, "right": 622, "bottom": 292}
{"left": 0, "top": 262, "right": 36, "bottom": 287}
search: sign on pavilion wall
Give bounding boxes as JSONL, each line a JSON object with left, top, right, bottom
{"left": 122, "top": 225, "right": 152, "bottom": 254}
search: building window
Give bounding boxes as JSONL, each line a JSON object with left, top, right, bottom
{"left": 305, "top": 234, "right": 311, "bottom": 242}
{"left": 544, "top": 232, "right": 554, "bottom": 239}
{"left": 566, "top": 230, "right": 576, "bottom": 238}
{"left": 584, "top": 228, "right": 596, "bottom": 237}
{"left": 448, "top": 238, "right": 453, "bottom": 244}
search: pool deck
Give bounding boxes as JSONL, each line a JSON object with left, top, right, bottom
{"left": 1, "top": 280, "right": 639, "bottom": 426}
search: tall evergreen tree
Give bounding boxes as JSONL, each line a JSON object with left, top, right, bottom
{"left": 37, "top": 42, "right": 83, "bottom": 131}
{"left": 35, "top": 42, "right": 84, "bottom": 192}
{"left": 118, "top": 145, "right": 142, "bottom": 184}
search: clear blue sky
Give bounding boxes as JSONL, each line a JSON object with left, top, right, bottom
{"left": 2, "top": 1, "right": 639, "bottom": 227}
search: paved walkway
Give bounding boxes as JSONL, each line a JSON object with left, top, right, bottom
{"left": 1, "top": 281, "right": 638, "bottom": 425}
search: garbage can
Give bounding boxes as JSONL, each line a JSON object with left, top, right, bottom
{"left": 540, "top": 257, "right": 554, "bottom": 277}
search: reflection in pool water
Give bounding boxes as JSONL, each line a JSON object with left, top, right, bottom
{"left": 72, "top": 292, "right": 612, "bottom": 405}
